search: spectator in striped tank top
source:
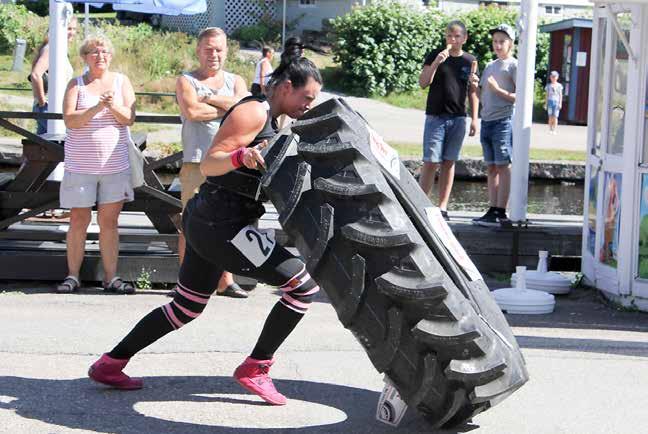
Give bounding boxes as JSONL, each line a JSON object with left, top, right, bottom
{"left": 57, "top": 34, "right": 136, "bottom": 294}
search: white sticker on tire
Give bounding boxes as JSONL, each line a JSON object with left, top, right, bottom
{"left": 231, "top": 225, "right": 276, "bottom": 267}
{"left": 368, "top": 127, "right": 400, "bottom": 180}
{"left": 376, "top": 376, "right": 408, "bottom": 427}
{"left": 425, "top": 207, "right": 482, "bottom": 281}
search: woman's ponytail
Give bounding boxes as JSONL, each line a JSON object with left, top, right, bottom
{"left": 267, "top": 37, "right": 322, "bottom": 91}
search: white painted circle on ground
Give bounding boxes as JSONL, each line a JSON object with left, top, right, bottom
{"left": 134, "top": 393, "right": 348, "bottom": 429}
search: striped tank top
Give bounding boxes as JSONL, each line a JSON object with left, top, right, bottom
{"left": 64, "top": 73, "right": 130, "bottom": 174}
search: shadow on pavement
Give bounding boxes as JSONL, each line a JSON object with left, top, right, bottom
{"left": 0, "top": 375, "right": 477, "bottom": 434}
{"left": 516, "top": 335, "right": 648, "bottom": 357}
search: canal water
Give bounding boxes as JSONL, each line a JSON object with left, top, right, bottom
{"left": 447, "top": 179, "right": 584, "bottom": 215}
{"left": 0, "top": 166, "right": 584, "bottom": 216}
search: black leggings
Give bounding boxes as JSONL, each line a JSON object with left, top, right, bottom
{"left": 109, "top": 207, "right": 319, "bottom": 361}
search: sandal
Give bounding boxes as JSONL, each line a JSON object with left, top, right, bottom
{"left": 103, "top": 276, "right": 135, "bottom": 295}
{"left": 217, "top": 283, "right": 248, "bottom": 299}
{"left": 56, "top": 275, "right": 80, "bottom": 293}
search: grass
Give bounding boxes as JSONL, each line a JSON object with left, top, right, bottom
{"left": 147, "top": 142, "right": 182, "bottom": 157}
{"left": 375, "top": 88, "right": 427, "bottom": 111}
{"left": 88, "top": 12, "right": 117, "bottom": 19}
{"left": 130, "top": 123, "right": 171, "bottom": 134}
{"left": 390, "top": 142, "right": 586, "bottom": 161}
{"left": 0, "top": 54, "right": 32, "bottom": 90}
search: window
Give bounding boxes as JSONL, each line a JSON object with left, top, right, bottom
{"left": 299, "top": 0, "right": 316, "bottom": 6}
{"left": 593, "top": 18, "right": 607, "bottom": 155}
{"left": 607, "top": 12, "right": 632, "bottom": 156}
{"left": 545, "top": 6, "right": 562, "bottom": 15}
{"left": 638, "top": 174, "right": 648, "bottom": 278}
{"left": 643, "top": 71, "right": 648, "bottom": 162}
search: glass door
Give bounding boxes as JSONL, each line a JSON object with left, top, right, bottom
{"left": 582, "top": 6, "right": 607, "bottom": 283}
{"left": 592, "top": 4, "right": 636, "bottom": 294}
{"left": 632, "top": 5, "right": 648, "bottom": 298}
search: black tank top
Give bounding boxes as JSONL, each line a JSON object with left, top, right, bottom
{"left": 190, "top": 95, "right": 278, "bottom": 224}
{"left": 205, "top": 95, "right": 277, "bottom": 200}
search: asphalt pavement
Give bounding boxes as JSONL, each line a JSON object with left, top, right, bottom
{"left": 1, "top": 282, "right": 647, "bottom": 434}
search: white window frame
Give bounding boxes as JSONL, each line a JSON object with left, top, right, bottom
{"left": 582, "top": 6, "right": 607, "bottom": 285}
{"left": 585, "top": 3, "right": 645, "bottom": 298}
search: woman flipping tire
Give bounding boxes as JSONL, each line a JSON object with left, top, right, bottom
{"left": 88, "top": 46, "right": 323, "bottom": 406}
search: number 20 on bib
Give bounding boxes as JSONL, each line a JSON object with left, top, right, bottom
{"left": 231, "top": 225, "right": 276, "bottom": 267}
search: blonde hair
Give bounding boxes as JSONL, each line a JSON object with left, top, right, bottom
{"left": 197, "top": 27, "right": 226, "bottom": 44}
{"left": 79, "top": 34, "right": 114, "bottom": 57}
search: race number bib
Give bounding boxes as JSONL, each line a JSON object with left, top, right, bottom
{"left": 231, "top": 225, "right": 276, "bottom": 267}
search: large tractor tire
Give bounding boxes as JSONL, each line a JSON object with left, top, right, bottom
{"left": 261, "top": 98, "right": 528, "bottom": 428}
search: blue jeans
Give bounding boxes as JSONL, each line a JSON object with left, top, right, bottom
{"left": 480, "top": 116, "right": 512, "bottom": 165}
{"left": 422, "top": 114, "right": 467, "bottom": 163}
{"left": 547, "top": 99, "right": 560, "bottom": 117}
{"left": 33, "top": 102, "right": 48, "bottom": 135}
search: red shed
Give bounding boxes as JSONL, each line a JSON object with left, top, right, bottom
{"left": 540, "top": 18, "right": 593, "bottom": 125}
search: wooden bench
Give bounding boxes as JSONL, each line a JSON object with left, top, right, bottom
{"left": 0, "top": 131, "right": 183, "bottom": 234}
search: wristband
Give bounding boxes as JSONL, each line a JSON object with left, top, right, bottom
{"left": 230, "top": 148, "right": 247, "bottom": 168}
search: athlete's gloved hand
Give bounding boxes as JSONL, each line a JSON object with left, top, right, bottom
{"left": 230, "top": 140, "right": 268, "bottom": 170}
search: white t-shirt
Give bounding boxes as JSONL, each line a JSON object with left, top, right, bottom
{"left": 545, "top": 83, "right": 563, "bottom": 102}
{"left": 253, "top": 59, "right": 273, "bottom": 85}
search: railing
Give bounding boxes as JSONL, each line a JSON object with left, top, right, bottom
{"left": 0, "top": 110, "right": 183, "bottom": 235}
{"left": 0, "top": 87, "right": 176, "bottom": 98}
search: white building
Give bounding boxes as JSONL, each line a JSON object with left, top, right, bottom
{"left": 160, "top": 0, "right": 423, "bottom": 35}
{"left": 437, "top": 0, "right": 592, "bottom": 19}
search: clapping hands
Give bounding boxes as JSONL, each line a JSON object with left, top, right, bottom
{"left": 99, "top": 90, "right": 114, "bottom": 109}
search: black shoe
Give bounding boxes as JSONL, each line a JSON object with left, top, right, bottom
{"left": 472, "top": 207, "right": 498, "bottom": 227}
{"left": 217, "top": 283, "right": 249, "bottom": 298}
{"left": 473, "top": 213, "right": 499, "bottom": 227}
{"left": 498, "top": 213, "right": 513, "bottom": 228}
{"left": 440, "top": 210, "right": 450, "bottom": 221}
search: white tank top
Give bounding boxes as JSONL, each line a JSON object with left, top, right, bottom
{"left": 181, "top": 71, "right": 236, "bottom": 163}
{"left": 64, "top": 73, "right": 130, "bottom": 174}
{"left": 253, "top": 59, "right": 273, "bottom": 85}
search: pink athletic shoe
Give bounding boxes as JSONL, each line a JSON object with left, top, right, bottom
{"left": 233, "top": 357, "right": 287, "bottom": 405}
{"left": 88, "top": 353, "right": 143, "bottom": 390}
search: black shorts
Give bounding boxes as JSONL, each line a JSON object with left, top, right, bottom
{"left": 180, "top": 198, "right": 304, "bottom": 293}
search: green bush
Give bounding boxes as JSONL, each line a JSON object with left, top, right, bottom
{"left": 232, "top": 24, "right": 271, "bottom": 46}
{"left": 331, "top": 1, "right": 444, "bottom": 96}
{"left": 15, "top": 0, "right": 49, "bottom": 17}
{"left": 0, "top": 4, "right": 47, "bottom": 56}
{"left": 331, "top": 3, "right": 551, "bottom": 99}
{"left": 533, "top": 78, "right": 548, "bottom": 122}
{"left": 67, "top": 20, "right": 254, "bottom": 101}
{"left": 71, "top": 22, "right": 194, "bottom": 81}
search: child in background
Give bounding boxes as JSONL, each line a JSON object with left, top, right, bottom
{"left": 545, "top": 70, "right": 563, "bottom": 135}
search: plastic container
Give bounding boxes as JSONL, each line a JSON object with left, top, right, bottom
{"left": 511, "top": 250, "right": 572, "bottom": 295}
{"left": 494, "top": 266, "right": 556, "bottom": 314}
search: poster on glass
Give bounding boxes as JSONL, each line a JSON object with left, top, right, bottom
{"left": 638, "top": 174, "right": 648, "bottom": 279}
{"left": 600, "top": 172, "right": 622, "bottom": 268}
{"left": 588, "top": 170, "right": 598, "bottom": 255}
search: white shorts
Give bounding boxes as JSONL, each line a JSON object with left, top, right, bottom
{"left": 59, "top": 169, "right": 134, "bottom": 209}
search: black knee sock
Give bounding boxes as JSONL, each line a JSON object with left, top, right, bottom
{"left": 108, "top": 308, "right": 175, "bottom": 359}
{"left": 250, "top": 301, "right": 304, "bottom": 361}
